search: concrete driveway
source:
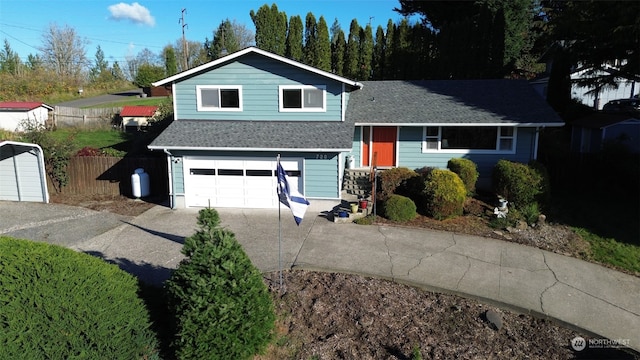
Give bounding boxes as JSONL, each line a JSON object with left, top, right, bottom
{"left": 1, "top": 200, "right": 639, "bottom": 352}
{"left": 0, "top": 201, "right": 132, "bottom": 247}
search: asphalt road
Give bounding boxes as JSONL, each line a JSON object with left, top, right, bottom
{"left": 55, "top": 88, "right": 145, "bottom": 108}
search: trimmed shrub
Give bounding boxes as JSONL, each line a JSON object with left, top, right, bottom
{"left": 378, "top": 167, "right": 418, "bottom": 201}
{"left": 447, "top": 158, "right": 479, "bottom": 195}
{"left": 384, "top": 194, "right": 417, "bottom": 222}
{"left": 423, "top": 169, "right": 466, "bottom": 220}
{"left": 492, "top": 160, "right": 544, "bottom": 209}
{"left": 403, "top": 167, "right": 436, "bottom": 213}
{"left": 166, "top": 208, "right": 275, "bottom": 360}
{"left": 0, "top": 237, "right": 159, "bottom": 359}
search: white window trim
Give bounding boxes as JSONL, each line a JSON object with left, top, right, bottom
{"left": 196, "top": 85, "right": 243, "bottom": 112}
{"left": 278, "top": 85, "right": 327, "bottom": 112}
{"left": 421, "top": 126, "right": 518, "bottom": 154}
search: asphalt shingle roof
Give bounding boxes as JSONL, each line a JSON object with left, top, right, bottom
{"left": 346, "top": 80, "right": 564, "bottom": 125}
{"left": 150, "top": 79, "right": 564, "bottom": 151}
{"left": 148, "top": 119, "right": 355, "bottom": 150}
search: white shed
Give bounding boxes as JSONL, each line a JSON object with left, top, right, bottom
{"left": 0, "top": 141, "right": 49, "bottom": 203}
{"left": 0, "top": 102, "right": 54, "bottom": 132}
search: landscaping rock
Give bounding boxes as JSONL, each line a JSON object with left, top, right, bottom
{"left": 516, "top": 220, "right": 528, "bottom": 230}
{"left": 484, "top": 309, "right": 503, "bottom": 331}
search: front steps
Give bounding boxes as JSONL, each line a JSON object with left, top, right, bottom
{"left": 342, "top": 169, "right": 373, "bottom": 198}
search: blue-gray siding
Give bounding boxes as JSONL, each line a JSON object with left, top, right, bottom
{"left": 174, "top": 53, "right": 347, "bottom": 122}
{"left": 351, "top": 126, "right": 537, "bottom": 178}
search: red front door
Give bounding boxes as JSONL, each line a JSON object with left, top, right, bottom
{"left": 371, "top": 127, "right": 396, "bottom": 167}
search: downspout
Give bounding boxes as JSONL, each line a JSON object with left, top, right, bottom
{"left": 163, "top": 149, "right": 176, "bottom": 209}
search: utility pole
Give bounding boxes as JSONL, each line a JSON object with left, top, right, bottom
{"left": 180, "top": 8, "right": 188, "bottom": 70}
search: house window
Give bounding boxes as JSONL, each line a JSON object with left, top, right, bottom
{"left": 422, "top": 126, "right": 517, "bottom": 153}
{"left": 196, "top": 85, "right": 242, "bottom": 111}
{"left": 279, "top": 85, "right": 326, "bottom": 112}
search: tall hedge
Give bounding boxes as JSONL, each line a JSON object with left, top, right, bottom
{"left": 423, "top": 169, "right": 467, "bottom": 220}
{"left": 0, "top": 237, "right": 159, "bottom": 359}
{"left": 492, "top": 159, "right": 545, "bottom": 208}
{"left": 166, "top": 208, "right": 275, "bottom": 360}
{"left": 447, "top": 158, "right": 479, "bottom": 195}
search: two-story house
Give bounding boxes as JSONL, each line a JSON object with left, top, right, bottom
{"left": 149, "top": 47, "right": 563, "bottom": 209}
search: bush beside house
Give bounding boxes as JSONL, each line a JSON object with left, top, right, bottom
{"left": 492, "top": 159, "right": 548, "bottom": 209}
{"left": 447, "top": 158, "right": 479, "bottom": 196}
{"left": 384, "top": 194, "right": 417, "bottom": 222}
{"left": 424, "top": 169, "right": 467, "bottom": 220}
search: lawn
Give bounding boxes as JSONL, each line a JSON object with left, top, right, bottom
{"left": 50, "top": 129, "right": 133, "bottom": 153}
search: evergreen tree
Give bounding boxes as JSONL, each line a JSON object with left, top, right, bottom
{"left": 316, "top": 16, "right": 331, "bottom": 71}
{"left": 210, "top": 19, "right": 241, "bottom": 59}
{"left": 358, "top": 24, "right": 374, "bottom": 80}
{"left": 344, "top": 19, "right": 361, "bottom": 79}
{"left": 286, "top": 15, "right": 303, "bottom": 61}
{"left": 384, "top": 20, "right": 396, "bottom": 79}
{"left": 111, "top": 61, "right": 126, "bottom": 81}
{"left": 393, "top": 19, "right": 411, "bottom": 80}
{"left": 26, "top": 54, "right": 43, "bottom": 71}
{"left": 395, "top": 0, "right": 539, "bottom": 79}
{"left": 330, "top": 18, "right": 342, "bottom": 45}
{"left": 331, "top": 30, "right": 346, "bottom": 76}
{"left": 250, "top": 4, "right": 287, "bottom": 55}
{"left": 163, "top": 45, "right": 178, "bottom": 76}
{"left": 372, "top": 25, "right": 386, "bottom": 80}
{"left": 303, "top": 13, "right": 318, "bottom": 67}
{"left": 0, "top": 39, "right": 22, "bottom": 75}
{"left": 89, "top": 45, "right": 113, "bottom": 84}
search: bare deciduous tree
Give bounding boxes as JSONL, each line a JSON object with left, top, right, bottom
{"left": 39, "top": 23, "right": 89, "bottom": 78}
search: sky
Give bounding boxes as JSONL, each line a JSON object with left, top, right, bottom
{"left": 0, "top": 0, "right": 416, "bottom": 66}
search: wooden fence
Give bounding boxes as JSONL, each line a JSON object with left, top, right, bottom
{"left": 53, "top": 106, "right": 122, "bottom": 129}
{"left": 49, "top": 156, "right": 168, "bottom": 197}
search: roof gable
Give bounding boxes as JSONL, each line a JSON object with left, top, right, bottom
{"left": 120, "top": 105, "right": 158, "bottom": 117}
{"left": 346, "top": 80, "right": 564, "bottom": 126}
{"left": 0, "top": 102, "right": 53, "bottom": 111}
{"left": 153, "top": 47, "right": 362, "bottom": 89}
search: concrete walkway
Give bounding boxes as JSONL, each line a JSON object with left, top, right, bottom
{"left": 1, "top": 201, "right": 638, "bottom": 352}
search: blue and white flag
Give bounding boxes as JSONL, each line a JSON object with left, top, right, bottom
{"left": 277, "top": 162, "right": 309, "bottom": 225}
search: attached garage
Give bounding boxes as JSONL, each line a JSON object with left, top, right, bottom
{"left": 0, "top": 141, "right": 49, "bottom": 203}
{"left": 182, "top": 157, "right": 302, "bottom": 208}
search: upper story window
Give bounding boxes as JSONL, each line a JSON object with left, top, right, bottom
{"left": 279, "top": 85, "right": 326, "bottom": 112}
{"left": 196, "top": 85, "right": 242, "bottom": 111}
{"left": 422, "top": 126, "right": 516, "bottom": 153}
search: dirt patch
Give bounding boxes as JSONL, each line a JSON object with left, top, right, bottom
{"left": 49, "top": 193, "right": 156, "bottom": 217}
{"left": 262, "top": 270, "right": 637, "bottom": 359}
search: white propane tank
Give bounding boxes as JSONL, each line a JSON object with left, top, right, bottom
{"left": 131, "top": 168, "right": 150, "bottom": 198}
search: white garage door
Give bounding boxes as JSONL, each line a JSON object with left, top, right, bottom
{"left": 183, "top": 157, "right": 302, "bottom": 208}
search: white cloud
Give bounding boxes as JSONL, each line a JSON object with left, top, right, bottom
{"left": 108, "top": 2, "right": 155, "bottom": 26}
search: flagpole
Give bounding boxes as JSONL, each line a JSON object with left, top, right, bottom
{"left": 277, "top": 154, "right": 283, "bottom": 292}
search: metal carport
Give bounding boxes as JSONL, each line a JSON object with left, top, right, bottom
{"left": 0, "top": 141, "right": 49, "bottom": 203}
